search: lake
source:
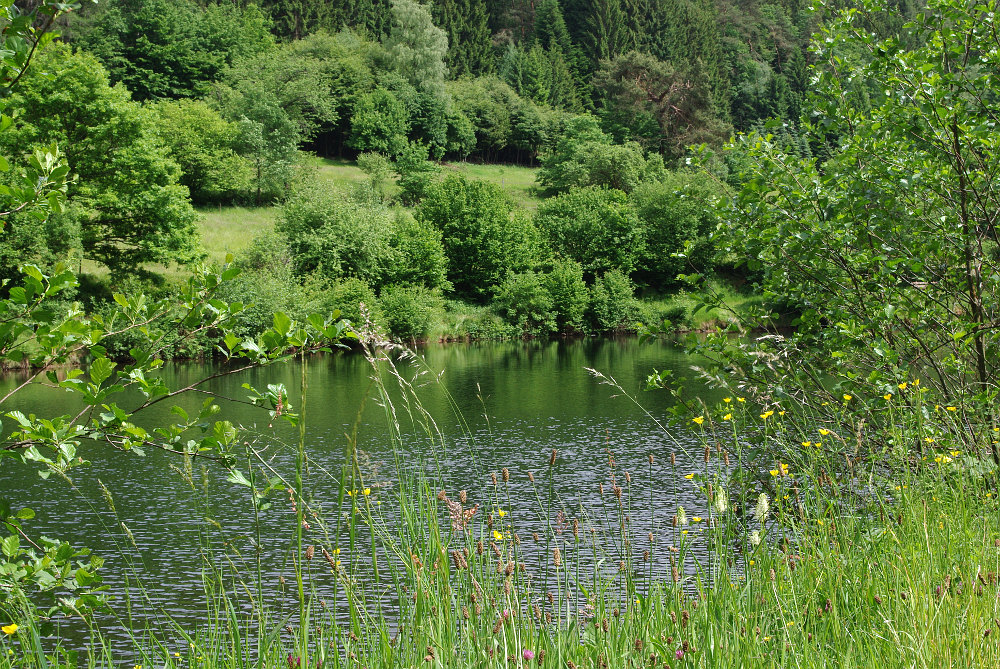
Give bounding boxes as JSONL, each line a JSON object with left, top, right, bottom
{"left": 0, "top": 338, "right": 728, "bottom": 648}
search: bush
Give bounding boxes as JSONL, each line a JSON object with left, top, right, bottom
{"left": 386, "top": 212, "right": 451, "bottom": 290}
{"left": 534, "top": 186, "right": 643, "bottom": 279}
{"left": 632, "top": 170, "right": 722, "bottom": 286}
{"left": 536, "top": 115, "right": 658, "bottom": 194}
{"left": 324, "top": 277, "right": 379, "bottom": 330}
{"left": 275, "top": 182, "right": 395, "bottom": 285}
{"left": 589, "top": 269, "right": 638, "bottom": 332}
{"left": 492, "top": 271, "right": 556, "bottom": 335}
{"left": 416, "top": 174, "right": 538, "bottom": 299}
{"left": 378, "top": 284, "right": 443, "bottom": 340}
{"left": 544, "top": 259, "right": 588, "bottom": 332}
{"left": 394, "top": 141, "right": 440, "bottom": 205}
{"left": 153, "top": 100, "right": 254, "bottom": 205}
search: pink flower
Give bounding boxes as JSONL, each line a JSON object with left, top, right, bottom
{"left": 676, "top": 648, "right": 684, "bottom": 660}
{"left": 522, "top": 649, "right": 535, "bottom": 661}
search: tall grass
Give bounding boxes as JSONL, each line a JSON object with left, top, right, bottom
{"left": 1, "top": 338, "right": 997, "bottom": 669}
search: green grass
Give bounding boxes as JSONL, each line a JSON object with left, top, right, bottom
{"left": 308, "top": 155, "right": 541, "bottom": 208}
{"left": 196, "top": 205, "right": 278, "bottom": 266}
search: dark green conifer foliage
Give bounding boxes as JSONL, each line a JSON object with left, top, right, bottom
{"left": 584, "top": 0, "right": 633, "bottom": 68}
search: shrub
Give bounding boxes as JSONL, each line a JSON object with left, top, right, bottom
{"left": 632, "top": 170, "right": 722, "bottom": 286}
{"left": 386, "top": 212, "right": 450, "bottom": 290}
{"left": 544, "top": 259, "right": 588, "bottom": 332}
{"left": 416, "top": 174, "right": 538, "bottom": 299}
{"left": 589, "top": 269, "right": 638, "bottom": 332}
{"left": 378, "top": 284, "right": 442, "bottom": 340}
{"left": 534, "top": 186, "right": 643, "bottom": 279}
{"left": 324, "top": 277, "right": 379, "bottom": 330}
{"left": 492, "top": 271, "right": 555, "bottom": 335}
{"left": 394, "top": 140, "right": 440, "bottom": 205}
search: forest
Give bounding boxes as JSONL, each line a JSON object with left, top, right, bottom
{"left": 0, "top": 0, "right": 918, "bottom": 347}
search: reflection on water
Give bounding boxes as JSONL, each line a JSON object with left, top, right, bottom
{"left": 0, "top": 338, "right": 729, "bottom": 649}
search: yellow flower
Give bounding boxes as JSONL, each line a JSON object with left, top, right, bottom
{"left": 692, "top": 517, "right": 702, "bottom": 523}
{"left": 912, "top": 378, "right": 920, "bottom": 386}
{"left": 684, "top": 473, "right": 695, "bottom": 480}
{"left": 818, "top": 428, "right": 830, "bottom": 436}
{"left": 843, "top": 394, "right": 852, "bottom": 401}
{"left": 363, "top": 488, "right": 371, "bottom": 496}
{"left": 333, "top": 547, "right": 341, "bottom": 555}
{"left": 924, "top": 437, "right": 935, "bottom": 443}
{"left": 174, "top": 653, "right": 181, "bottom": 658}
{"left": 760, "top": 410, "right": 774, "bottom": 420}
{"left": 2, "top": 623, "right": 17, "bottom": 635}
{"left": 987, "top": 492, "right": 994, "bottom": 498}
{"left": 682, "top": 530, "right": 689, "bottom": 535}
{"left": 787, "top": 621, "right": 795, "bottom": 627}
{"left": 335, "top": 559, "right": 341, "bottom": 567}
{"left": 898, "top": 382, "right": 907, "bottom": 390}
{"left": 817, "top": 519, "right": 824, "bottom": 526}
{"left": 748, "top": 560, "right": 755, "bottom": 566}
{"left": 883, "top": 393, "right": 892, "bottom": 401}
{"left": 723, "top": 413, "right": 733, "bottom": 421}
{"left": 801, "top": 441, "right": 812, "bottom": 448}
{"left": 347, "top": 489, "right": 356, "bottom": 497}
{"left": 769, "top": 469, "right": 779, "bottom": 477}
{"left": 946, "top": 406, "right": 957, "bottom": 412}
{"left": 497, "top": 508, "right": 507, "bottom": 518}
{"left": 778, "top": 410, "right": 786, "bottom": 416}
{"left": 949, "top": 450, "right": 960, "bottom": 457}
{"left": 692, "top": 415, "right": 705, "bottom": 425}
{"left": 815, "top": 441, "right": 823, "bottom": 447}
{"left": 493, "top": 530, "right": 504, "bottom": 541}
{"left": 723, "top": 397, "right": 732, "bottom": 403}
{"left": 737, "top": 397, "right": 746, "bottom": 403}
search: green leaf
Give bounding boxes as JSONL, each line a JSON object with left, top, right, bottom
{"left": 89, "top": 357, "right": 115, "bottom": 387}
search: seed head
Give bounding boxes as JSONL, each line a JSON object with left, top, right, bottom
{"left": 459, "top": 490, "right": 467, "bottom": 503}
{"left": 553, "top": 547, "right": 562, "bottom": 567}
{"left": 753, "top": 493, "right": 770, "bottom": 522}
{"left": 550, "top": 449, "right": 557, "bottom": 466}
{"left": 502, "top": 467, "right": 510, "bottom": 482}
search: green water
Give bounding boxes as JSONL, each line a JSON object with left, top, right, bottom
{"left": 0, "top": 338, "right": 721, "bottom": 644}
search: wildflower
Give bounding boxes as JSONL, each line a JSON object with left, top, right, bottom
{"left": 682, "top": 530, "right": 689, "bottom": 535}
{"left": 883, "top": 393, "right": 892, "bottom": 401}
{"left": 523, "top": 649, "right": 535, "bottom": 661}
{"left": 934, "top": 455, "right": 952, "bottom": 464}
{"left": 760, "top": 410, "right": 774, "bottom": 420}
{"left": 692, "top": 517, "right": 702, "bottom": 523}
{"left": 924, "top": 437, "right": 935, "bottom": 443}
{"left": 949, "top": 450, "right": 960, "bottom": 457}
{"left": 818, "top": 428, "right": 830, "bottom": 436}
{"left": 801, "top": 441, "right": 812, "bottom": 448}
{"left": 843, "top": 394, "right": 852, "bottom": 401}
{"left": 714, "top": 488, "right": 728, "bottom": 515}
{"left": 898, "top": 382, "right": 907, "bottom": 390}
{"left": 737, "top": 397, "right": 746, "bottom": 403}
{"left": 684, "top": 473, "right": 695, "bottom": 480}
{"left": 363, "top": 488, "right": 371, "bottom": 496}
{"left": 723, "top": 397, "right": 732, "bottom": 403}
{"left": 748, "top": 559, "right": 756, "bottom": 566}
{"left": 333, "top": 547, "right": 341, "bottom": 555}
{"left": 723, "top": 413, "right": 733, "bottom": 421}
{"left": 787, "top": 621, "right": 795, "bottom": 627}
{"left": 779, "top": 410, "right": 786, "bottom": 416}
{"left": 493, "top": 530, "right": 504, "bottom": 542}
{"left": 676, "top": 649, "right": 684, "bottom": 660}
{"left": 817, "top": 519, "right": 824, "bottom": 526}
{"left": 946, "top": 406, "right": 957, "bottom": 412}
{"left": 692, "top": 415, "right": 705, "bottom": 425}
{"left": 753, "top": 494, "right": 770, "bottom": 522}
{"left": 347, "top": 489, "right": 356, "bottom": 497}
{"left": 497, "top": 508, "right": 507, "bottom": 518}
{"left": 677, "top": 506, "right": 688, "bottom": 526}
{"left": 913, "top": 378, "right": 920, "bottom": 386}
{"left": 2, "top": 623, "right": 17, "bottom": 635}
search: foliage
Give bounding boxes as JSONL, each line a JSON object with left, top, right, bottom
{"left": 535, "top": 114, "right": 657, "bottom": 194}
{"left": 153, "top": 99, "right": 253, "bottom": 205}
{"left": 386, "top": 211, "right": 451, "bottom": 290}
{"left": 356, "top": 152, "right": 393, "bottom": 201}
{"left": 676, "top": 0, "right": 1000, "bottom": 468}
{"left": 632, "top": 169, "right": 722, "bottom": 286}
{"left": 377, "top": 283, "right": 442, "bottom": 339}
{"left": 492, "top": 270, "right": 556, "bottom": 334}
{"left": 588, "top": 268, "right": 637, "bottom": 331}
{"left": 594, "top": 50, "right": 731, "bottom": 158}
{"left": 70, "top": 0, "right": 274, "bottom": 100}
{"left": 534, "top": 185, "right": 643, "bottom": 278}
{"left": 0, "top": 44, "right": 200, "bottom": 275}
{"left": 415, "top": 174, "right": 538, "bottom": 299}
{"left": 327, "top": 276, "right": 379, "bottom": 329}
{"left": 348, "top": 87, "right": 411, "bottom": 157}
{"left": 382, "top": 0, "right": 449, "bottom": 100}
{"left": 544, "top": 258, "right": 588, "bottom": 331}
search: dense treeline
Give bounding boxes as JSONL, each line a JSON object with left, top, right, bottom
{"left": 0, "top": 0, "right": 924, "bottom": 344}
